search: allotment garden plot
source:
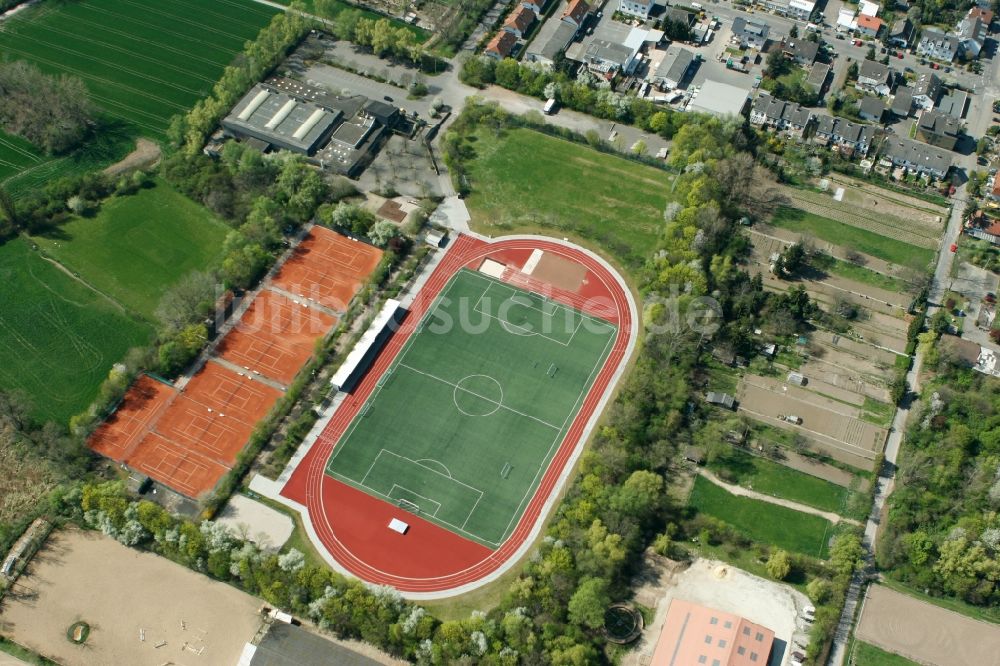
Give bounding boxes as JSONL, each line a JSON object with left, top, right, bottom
{"left": 325, "top": 269, "right": 617, "bottom": 548}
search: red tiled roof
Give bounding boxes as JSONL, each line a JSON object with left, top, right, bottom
{"left": 563, "top": 0, "right": 590, "bottom": 24}
{"left": 505, "top": 6, "right": 535, "bottom": 33}
{"left": 992, "top": 177, "right": 1000, "bottom": 197}
{"left": 857, "top": 14, "right": 883, "bottom": 31}
{"left": 486, "top": 30, "right": 517, "bottom": 57}
{"left": 969, "top": 7, "right": 993, "bottom": 24}
{"left": 987, "top": 219, "right": 1000, "bottom": 236}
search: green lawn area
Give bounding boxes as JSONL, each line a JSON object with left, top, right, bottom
{"left": 862, "top": 396, "right": 895, "bottom": 427}
{"left": 853, "top": 641, "right": 919, "bottom": 665}
{"left": 464, "top": 128, "right": 673, "bottom": 270}
{"left": 32, "top": 180, "right": 229, "bottom": 320}
{"left": 771, "top": 207, "right": 934, "bottom": 271}
{"left": 688, "top": 475, "right": 834, "bottom": 558}
{"left": 325, "top": 269, "right": 617, "bottom": 547}
{"left": 708, "top": 449, "right": 851, "bottom": 515}
{"left": 0, "top": 0, "right": 276, "bottom": 194}
{"left": 0, "top": 238, "right": 152, "bottom": 424}
{"left": 810, "top": 252, "right": 910, "bottom": 293}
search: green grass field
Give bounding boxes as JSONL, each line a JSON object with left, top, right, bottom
{"left": 810, "top": 252, "right": 910, "bottom": 294}
{"left": 853, "top": 641, "right": 919, "bottom": 666}
{"left": 0, "top": 0, "right": 277, "bottom": 193}
{"left": 31, "top": 180, "right": 229, "bottom": 320}
{"left": 770, "top": 207, "right": 935, "bottom": 271}
{"left": 464, "top": 128, "right": 673, "bottom": 270}
{"left": 708, "top": 450, "right": 851, "bottom": 515}
{"left": 326, "top": 269, "right": 618, "bottom": 547}
{"left": 272, "top": 0, "right": 430, "bottom": 41}
{"left": 0, "top": 238, "right": 152, "bottom": 424}
{"left": 688, "top": 475, "right": 833, "bottom": 558}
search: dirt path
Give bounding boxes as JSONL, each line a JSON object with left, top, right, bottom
{"left": 102, "top": 138, "right": 161, "bottom": 177}
{"left": 698, "top": 469, "right": 862, "bottom": 526}
{"left": 32, "top": 247, "right": 130, "bottom": 315}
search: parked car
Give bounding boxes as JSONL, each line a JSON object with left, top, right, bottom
{"left": 897, "top": 52, "right": 904, "bottom": 59}
{"left": 853, "top": 39, "right": 863, "bottom": 46}
{"left": 931, "top": 62, "right": 940, "bottom": 69}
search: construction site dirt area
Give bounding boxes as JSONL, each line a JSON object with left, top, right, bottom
{"left": 0, "top": 530, "right": 261, "bottom": 666}
{"left": 87, "top": 375, "right": 175, "bottom": 461}
{"left": 271, "top": 226, "right": 383, "bottom": 312}
{"left": 855, "top": 585, "right": 1000, "bottom": 666}
{"left": 216, "top": 289, "right": 338, "bottom": 385}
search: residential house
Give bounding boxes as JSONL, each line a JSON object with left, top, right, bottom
{"left": 787, "top": 0, "right": 816, "bottom": 21}
{"left": 731, "top": 17, "right": 771, "bottom": 50}
{"left": 858, "top": 96, "right": 886, "bottom": 122}
{"left": 887, "top": 18, "right": 914, "bottom": 47}
{"left": 521, "top": 0, "right": 546, "bottom": 13}
{"left": 665, "top": 5, "right": 695, "bottom": 28}
{"left": 911, "top": 72, "right": 942, "bottom": 110}
{"left": 652, "top": 45, "right": 695, "bottom": 89}
{"left": 583, "top": 39, "right": 637, "bottom": 75}
{"left": 503, "top": 6, "right": 535, "bottom": 39}
{"left": 882, "top": 136, "right": 953, "bottom": 178}
{"left": 561, "top": 0, "right": 590, "bottom": 28}
{"left": 969, "top": 6, "right": 994, "bottom": 25}
{"left": 525, "top": 21, "right": 577, "bottom": 66}
{"left": 937, "top": 89, "right": 968, "bottom": 118}
{"left": 917, "top": 28, "right": 960, "bottom": 61}
{"left": 856, "top": 14, "right": 883, "bottom": 37}
{"left": 484, "top": 31, "right": 517, "bottom": 60}
{"left": 750, "top": 93, "right": 813, "bottom": 137}
{"left": 759, "top": 0, "right": 815, "bottom": 20}
{"left": 619, "top": 0, "right": 655, "bottom": 19}
{"left": 856, "top": 60, "right": 894, "bottom": 96}
{"left": 917, "top": 110, "right": 962, "bottom": 150}
{"left": 989, "top": 173, "right": 1000, "bottom": 201}
{"left": 782, "top": 39, "right": 819, "bottom": 66}
{"left": 814, "top": 115, "right": 875, "bottom": 155}
{"left": 957, "top": 11, "right": 988, "bottom": 58}
{"left": 859, "top": 0, "right": 879, "bottom": 16}
{"left": 890, "top": 86, "right": 914, "bottom": 117}
{"left": 806, "top": 62, "right": 831, "bottom": 95}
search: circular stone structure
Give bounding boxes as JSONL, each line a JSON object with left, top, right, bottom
{"left": 605, "top": 604, "right": 644, "bottom": 644}
{"left": 276, "top": 234, "right": 638, "bottom": 598}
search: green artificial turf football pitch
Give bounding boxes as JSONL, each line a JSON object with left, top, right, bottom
{"left": 326, "top": 269, "right": 618, "bottom": 548}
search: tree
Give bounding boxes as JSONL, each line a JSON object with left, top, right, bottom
{"left": 765, "top": 49, "right": 791, "bottom": 79}
{"left": 370, "top": 220, "right": 400, "bottom": 247}
{"left": 0, "top": 61, "right": 94, "bottom": 154}
{"left": 766, "top": 549, "right": 792, "bottom": 580}
{"left": 0, "top": 185, "right": 19, "bottom": 238}
{"left": 155, "top": 271, "right": 218, "bottom": 334}
{"left": 866, "top": 46, "right": 876, "bottom": 60}
{"left": 790, "top": 24, "right": 799, "bottom": 38}
{"left": 567, "top": 577, "right": 610, "bottom": 629}
{"left": 806, "top": 578, "right": 832, "bottom": 603}
{"left": 829, "top": 533, "right": 865, "bottom": 575}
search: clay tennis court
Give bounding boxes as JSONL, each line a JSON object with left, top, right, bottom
{"left": 856, "top": 585, "right": 1000, "bottom": 666}
{"left": 88, "top": 375, "right": 175, "bottom": 461}
{"left": 272, "top": 226, "right": 383, "bottom": 312}
{"left": 216, "top": 290, "right": 338, "bottom": 385}
{"left": 127, "top": 362, "right": 282, "bottom": 496}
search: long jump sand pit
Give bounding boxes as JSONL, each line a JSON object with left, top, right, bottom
{"left": 271, "top": 226, "right": 383, "bottom": 312}
{"left": 856, "top": 585, "right": 1000, "bottom": 666}
{"left": 216, "top": 289, "right": 337, "bottom": 385}
{"left": 0, "top": 529, "right": 261, "bottom": 666}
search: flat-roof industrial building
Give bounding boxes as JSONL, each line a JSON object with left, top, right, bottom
{"left": 221, "top": 78, "right": 401, "bottom": 177}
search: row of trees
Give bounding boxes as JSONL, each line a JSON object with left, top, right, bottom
{"left": 166, "top": 7, "right": 310, "bottom": 156}
{"left": 0, "top": 61, "right": 94, "bottom": 154}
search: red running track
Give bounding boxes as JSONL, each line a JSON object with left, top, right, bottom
{"left": 281, "top": 234, "right": 634, "bottom": 593}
